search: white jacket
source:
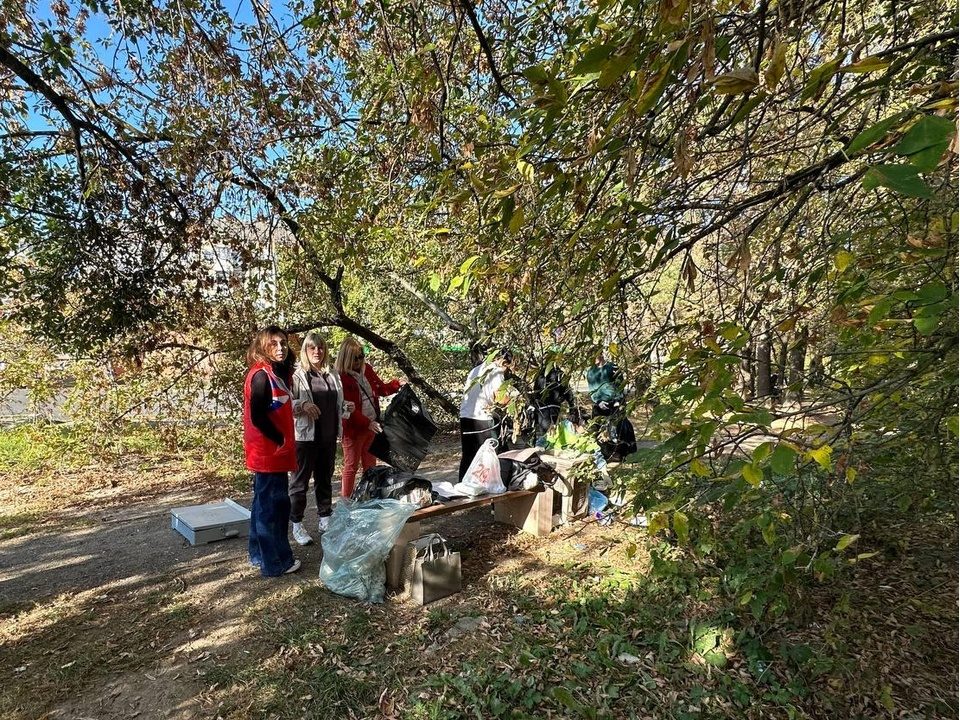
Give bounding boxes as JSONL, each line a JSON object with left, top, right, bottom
{"left": 291, "top": 367, "right": 349, "bottom": 442}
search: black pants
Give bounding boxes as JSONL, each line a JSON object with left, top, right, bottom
{"left": 290, "top": 440, "right": 336, "bottom": 522}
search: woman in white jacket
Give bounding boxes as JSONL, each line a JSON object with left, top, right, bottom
{"left": 289, "top": 332, "right": 353, "bottom": 545}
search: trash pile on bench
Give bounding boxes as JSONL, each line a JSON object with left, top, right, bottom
{"left": 319, "top": 385, "right": 611, "bottom": 605}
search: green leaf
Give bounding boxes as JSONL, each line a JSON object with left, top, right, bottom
{"left": 913, "top": 314, "right": 940, "bottom": 335}
{"left": 762, "top": 522, "right": 776, "bottom": 545}
{"left": 508, "top": 205, "right": 525, "bottom": 234}
{"left": 866, "top": 296, "right": 895, "bottom": 326}
{"left": 730, "top": 93, "right": 766, "bottom": 128}
{"left": 915, "top": 282, "right": 948, "bottom": 305}
{"left": 673, "top": 511, "right": 689, "bottom": 544}
{"left": 834, "top": 533, "right": 859, "bottom": 551}
{"left": 459, "top": 255, "right": 480, "bottom": 274}
{"left": 846, "top": 113, "right": 904, "bottom": 155}
{"left": 752, "top": 441, "right": 773, "bottom": 463}
{"left": 770, "top": 444, "right": 797, "bottom": 475}
{"left": 428, "top": 274, "right": 441, "bottom": 292}
{"left": 551, "top": 686, "right": 583, "bottom": 712}
{"left": 893, "top": 115, "right": 956, "bottom": 156}
{"left": 635, "top": 68, "right": 671, "bottom": 115}
{"left": 729, "top": 408, "right": 773, "bottom": 426}
{"left": 742, "top": 463, "right": 762, "bottom": 487}
{"left": 597, "top": 50, "right": 636, "bottom": 89}
{"left": 862, "top": 164, "right": 932, "bottom": 199}
{"left": 947, "top": 416, "right": 959, "bottom": 437}
{"left": 571, "top": 44, "right": 615, "bottom": 75}
{"left": 801, "top": 56, "right": 842, "bottom": 101}
{"left": 907, "top": 142, "right": 950, "bottom": 172}
{"left": 522, "top": 65, "right": 549, "bottom": 84}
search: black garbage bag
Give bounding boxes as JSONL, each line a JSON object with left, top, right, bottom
{"left": 369, "top": 384, "right": 439, "bottom": 472}
{"left": 600, "top": 415, "right": 638, "bottom": 460}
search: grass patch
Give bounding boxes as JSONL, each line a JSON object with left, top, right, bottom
{"left": 0, "top": 424, "right": 86, "bottom": 474}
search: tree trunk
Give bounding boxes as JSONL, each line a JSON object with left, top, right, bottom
{"left": 288, "top": 315, "right": 460, "bottom": 417}
{"left": 786, "top": 326, "right": 808, "bottom": 402}
{"left": 756, "top": 331, "right": 772, "bottom": 398}
{"left": 740, "top": 340, "right": 755, "bottom": 400}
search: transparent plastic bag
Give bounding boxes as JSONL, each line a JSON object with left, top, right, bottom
{"left": 454, "top": 438, "right": 506, "bottom": 495}
{"left": 318, "top": 498, "right": 418, "bottom": 603}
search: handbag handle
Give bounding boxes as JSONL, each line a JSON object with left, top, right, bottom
{"left": 417, "top": 533, "right": 449, "bottom": 561}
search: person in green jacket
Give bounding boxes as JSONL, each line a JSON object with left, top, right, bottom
{"left": 586, "top": 353, "right": 625, "bottom": 417}
{"left": 586, "top": 352, "right": 637, "bottom": 460}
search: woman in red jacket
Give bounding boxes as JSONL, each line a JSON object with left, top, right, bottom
{"left": 334, "top": 336, "right": 405, "bottom": 498}
{"left": 243, "top": 325, "right": 301, "bottom": 576}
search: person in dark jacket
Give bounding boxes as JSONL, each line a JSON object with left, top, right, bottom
{"left": 527, "top": 363, "right": 583, "bottom": 438}
{"left": 243, "top": 325, "right": 301, "bottom": 576}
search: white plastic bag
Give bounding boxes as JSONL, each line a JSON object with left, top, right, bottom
{"left": 454, "top": 438, "right": 506, "bottom": 496}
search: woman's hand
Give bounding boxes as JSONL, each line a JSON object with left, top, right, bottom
{"left": 303, "top": 402, "right": 321, "bottom": 419}
{"left": 370, "top": 421, "right": 382, "bottom": 434}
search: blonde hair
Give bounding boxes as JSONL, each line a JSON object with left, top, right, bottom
{"left": 246, "top": 325, "right": 287, "bottom": 367}
{"left": 299, "top": 331, "right": 331, "bottom": 372}
{"left": 334, "top": 336, "right": 365, "bottom": 374}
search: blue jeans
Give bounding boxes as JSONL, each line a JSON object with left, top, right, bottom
{"left": 248, "top": 472, "right": 296, "bottom": 576}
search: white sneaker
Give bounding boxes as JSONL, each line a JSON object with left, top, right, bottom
{"left": 318, "top": 516, "right": 331, "bottom": 533}
{"left": 284, "top": 559, "right": 302, "bottom": 574}
{"left": 292, "top": 522, "right": 314, "bottom": 546}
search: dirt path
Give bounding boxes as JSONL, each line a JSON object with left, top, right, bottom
{"left": 0, "top": 445, "right": 486, "bottom": 719}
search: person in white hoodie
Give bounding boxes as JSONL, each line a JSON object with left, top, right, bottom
{"left": 458, "top": 348, "right": 514, "bottom": 481}
{"left": 288, "top": 332, "right": 353, "bottom": 545}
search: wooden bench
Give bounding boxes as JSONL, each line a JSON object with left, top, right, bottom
{"left": 386, "top": 488, "right": 553, "bottom": 589}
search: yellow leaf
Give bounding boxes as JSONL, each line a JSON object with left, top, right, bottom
{"left": 807, "top": 444, "right": 833, "bottom": 469}
{"left": 840, "top": 56, "right": 891, "bottom": 74}
{"left": 764, "top": 42, "right": 786, "bottom": 89}
{"left": 690, "top": 458, "right": 711, "bottom": 477}
{"left": 493, "top": 184, "right": 520, "bottom": 198}
{"left": 713, "top": 67, "right": 759, "bottom": 94}
{"left": 648, "top": 512, "right": 670, "bottom": 535}
{"left": 509, "top": 206, "right": 525, "bottom": 234}
{"left": 742, "top": 463, "right": 762, "bottom": 487}
{"left": 775, "top": 317, "right": 797, "bottom": 333}
{"left": 834, "top": 533, "right": 859, "bottom": 551}
{"left": 834, "top": 250, "right": 855, "bottom": 272}
{"left": 704, "top": 337, "right": 722, "bottom": 354}
{"left": 517, "top": 159, "right": 535, "bottom": 182}
{"left": 846, "top": 467, "right": 857, "bottom": 484}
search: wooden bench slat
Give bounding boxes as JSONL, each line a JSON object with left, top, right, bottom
{"left": 407, "top": 489, "right": 538, "bottom": 522}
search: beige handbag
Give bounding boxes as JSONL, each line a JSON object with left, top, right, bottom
{"left": 401, "top": 533, "right": 462, "bottom": 605}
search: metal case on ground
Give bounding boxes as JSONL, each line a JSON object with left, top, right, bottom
{"left": 170, "top": 499, "right": 250, "bottom": 545}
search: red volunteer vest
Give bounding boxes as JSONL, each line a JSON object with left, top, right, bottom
{"left": 243, "top": 363, "right": 297, "bottom": 473}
